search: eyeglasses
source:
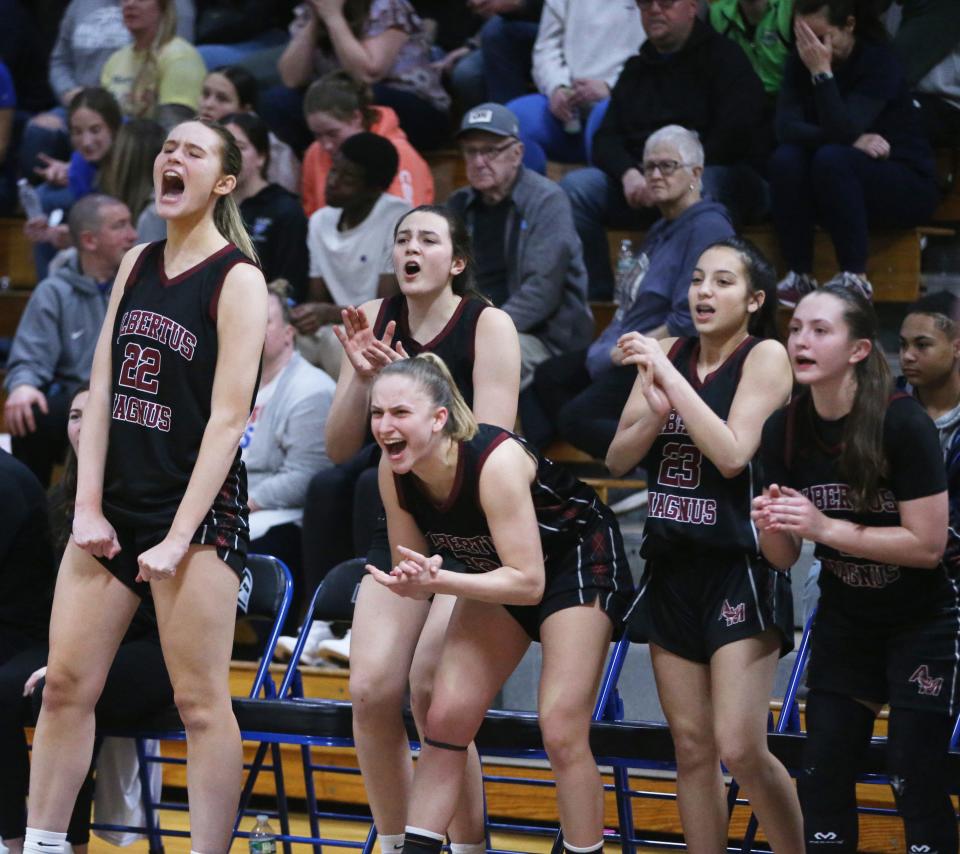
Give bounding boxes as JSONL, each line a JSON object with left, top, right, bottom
{"left": 640, "top": 159, "right": 692, "bottom": 177}
{"left": 636, "top": 0, "right": 683, "bottom": 9}
{"left": 460, "top": 140, "right": 517, "bottom": 163}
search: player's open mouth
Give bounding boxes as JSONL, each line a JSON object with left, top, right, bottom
{"left": 161, "top": 170, "right": 185, "bottom": 202}
{"left": 404, "top": 261, "right": 420, "bottom": 276}
{"left": 794, "top": 356, "right": 816, "bottom": 367}
{"left": 383, "top": 438, "right": 407, "bottom": 458}
{"left": 694, "top": 304, "right": 715, "bottom": 319}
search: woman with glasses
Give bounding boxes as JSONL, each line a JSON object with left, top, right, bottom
{"left": 527, "top": 125, "right": 734, "bottom": 460}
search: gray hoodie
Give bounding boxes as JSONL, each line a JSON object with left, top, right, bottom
{"left": 49, "top": 0, "right": 196, "bottom": 101}
{"left": 448, "top": 165, "right": 593, "bottom": 356}
{"left": 4, "top": 252, "right": 108, "bottom": 393}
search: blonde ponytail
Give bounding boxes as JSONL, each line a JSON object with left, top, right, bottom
{"left": 188, "top": 118, "right": 258, "bottom": 263}
{"left": 378, "top": 353, "right": 478, "bottom": 442}
{"left": 215, "top": 194, "right": 258, "bottom": 263}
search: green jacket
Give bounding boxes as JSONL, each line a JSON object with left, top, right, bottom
{"left": 709, "top": 0, "right": 794, "bottom": 94}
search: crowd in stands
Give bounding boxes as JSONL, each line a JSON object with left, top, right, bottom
{"left": 1, "top": 0, "right": 960, "bottom": 848}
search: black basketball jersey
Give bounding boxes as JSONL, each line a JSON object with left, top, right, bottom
{"left": 642, "top": 335, "right": 763, "bottom": 558}
{"left": 761, "top": 393, "right": 955, "bottom": 623}
{"left": 394, "top": 424, "right": 621, "bottom": 587}
{"left": 373, "top": 293, "right": 487, "bottom": 408}
{"left": 102, "top": 241, "right": 258, "bottom": 528}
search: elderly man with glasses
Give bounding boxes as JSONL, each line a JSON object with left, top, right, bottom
{"left": 447, "top": 102, "right": 593, "bottom": 392}
{"left": 560, "top": 0, "right": 769, "bottom": 300}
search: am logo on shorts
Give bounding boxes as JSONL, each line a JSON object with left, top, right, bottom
{"left": 720, "top": 599, "right": 746, "bottom": 627}
{"left": 908, "top": 664, "right": 943, "bottom": 697}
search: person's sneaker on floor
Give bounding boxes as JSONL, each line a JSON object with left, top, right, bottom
{"left": 776, "top": 271, "right": 818, "bottom": 308}
{"left": 273, "top": 620, "right": 335, "bottom": 663}
{"left": 314, "top": 629, "right": 351, "bottom": 664}
{"left": 824, "top": 270, "right": 873, "bottom": 301}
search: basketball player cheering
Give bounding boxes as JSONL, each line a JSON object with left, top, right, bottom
{"left": 23, "top": 119, "right": 267, "bottom": 854}
{"left": 365, "top": 353, "right": 634, "bottom": 854}
{"left": 606, "top": 238, "right": 804, "bottom": 853}
{"left": 754, "top": 284, "right": 958, "bottom": 854}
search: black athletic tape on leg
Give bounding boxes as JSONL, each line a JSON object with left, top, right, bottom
{"left": 424, "top": 736, "right": 468, "bottom": 751}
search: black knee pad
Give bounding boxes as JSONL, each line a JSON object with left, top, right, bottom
{"left": 886, "top": 707, "right": 959, "bottom": 854}
{"left": 798, "top": 691, "right": 876, "bottom": 852}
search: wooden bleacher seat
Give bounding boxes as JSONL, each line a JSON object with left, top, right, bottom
{"left": 607, "top": 223, "right": 954, "bottom": 304}
{"left": 0, "top": 217, "right": 36, "bottom": 290}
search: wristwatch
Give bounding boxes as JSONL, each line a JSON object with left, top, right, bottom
{"left": 811, "top": 71, "right": 834, "bottom": 85}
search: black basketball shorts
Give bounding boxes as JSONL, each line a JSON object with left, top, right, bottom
{"left": 807, "top": 594, "right": 960, "bottom": 716}
{"left": 630, "top": 550, "right": 794, "bottom": 664}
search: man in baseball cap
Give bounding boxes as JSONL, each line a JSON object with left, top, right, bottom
{"left": 448, "top": 102, "right": 592, "bottom": 391}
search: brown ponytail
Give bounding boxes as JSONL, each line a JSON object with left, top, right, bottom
{"left": 813, "top": 284, "right": 891, "bottom": 511}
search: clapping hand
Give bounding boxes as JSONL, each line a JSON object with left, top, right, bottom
{"left": 365, "top": 545, "right": 442, "bottom": 599}
{"left": 333, "top": 308, "right": 408, "bottom": 380}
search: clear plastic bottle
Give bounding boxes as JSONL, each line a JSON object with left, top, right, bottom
{"left": 249, "top": 814, "right": 277, "bottom": 854}
{"left": 17, "top": 178, "right": 44, "bottom": 221}
{"left": 613, "top": 238, "right": 635, "bottom": 307}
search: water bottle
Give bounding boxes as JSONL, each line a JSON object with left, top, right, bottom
{"left": 17, "top": 179, "right": 43, "bottom": 221}
{"left": 614, "top": 239, "right": 635, "bottom": 307}
{"left": 249, "top": 815, "right": 277, "bottom": 854}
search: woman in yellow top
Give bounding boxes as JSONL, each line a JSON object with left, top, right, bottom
{"left": 101, "top": 0, "right": 206, "bottom": 121}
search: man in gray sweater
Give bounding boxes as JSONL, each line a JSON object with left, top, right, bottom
{"left": 447, "top": 102, "right": 593, "bottom": 390}
{"left": 242, "top": 280, "right": 335, "bottom": 630}
{"left": 3, "top": 193, "right": 135, "bottom": 485}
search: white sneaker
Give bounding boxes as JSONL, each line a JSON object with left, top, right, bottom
{"left": 312, "top": 629, "right": 351, "bottom": 664}
{"left": 273, "top": 620, "right": 335, "bottom": 663}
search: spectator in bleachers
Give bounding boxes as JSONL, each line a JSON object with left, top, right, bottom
{"left": 296, "top": 132, "right": 408, "bottom": 378}
{"left": 771, "top": 0, "right": 941, "bottom": 307}
{"left": 198, "top": 65, "right": 301, "bottom": 194}
{"left": 505, "top": 0, "right": 644, "bottom": 176}
{"left": 0, "top": 60, "right": 14, "bottom": 216}
{"left": 20, "top": 0, "right": 194, "bottom": 173}
{"left": 31, "top": 88, "right": 123, "bottom": 216}
{"left": 528, "top": 125, "right": 733, "bottom": 459}
{"left": 299, "top": 70, "right": 433, "bottom": 215}
{"left": 448, "top": 103, "right": 592, "bottom": 390}
{"left": 3, "top": 194, "right": 137, "bottom": 487}
{"left": 708, "top": 0, "right": 794, "bottom": 99}
{"left": 0, "top": 388, "right": 172, "bottom": 854}
{"left": 559, "top": 0, "right": 769, "bottom": 300}
{"left": 99, "top": 117, "right": 167, "bottom": 241}
{"left": 223, "top": 112, "right": 309, "bottom": 302}
{"left": 100, "top": 0, "right": 205, "bottom": 120}
{"left": 272, "top": 0, "right": 450, "bottom": 154}
{"left": 25, "top": 88, "right": 123, "bottom": 280}
{"left": 241, "top": 280, "right": 336, "bottom": 630}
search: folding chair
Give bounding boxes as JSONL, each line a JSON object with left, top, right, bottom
{"left": 91, "top": 553, "right": 294, "bottom": 854}
{"left": 234, "top": 557, "right": 371, "bottom": 854}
